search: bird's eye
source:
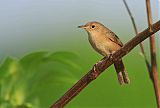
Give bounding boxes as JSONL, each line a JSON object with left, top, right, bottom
{"left": 91, "top": 25, "right": 95, "bottom": 28}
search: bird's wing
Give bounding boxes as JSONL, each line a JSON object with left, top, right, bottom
{"left": 106, "top": 31, "right": 123, "bottom": 47}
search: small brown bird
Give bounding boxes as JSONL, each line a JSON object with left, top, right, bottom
{"left": 78, "top": 21, "right": 130, "bottom": 85}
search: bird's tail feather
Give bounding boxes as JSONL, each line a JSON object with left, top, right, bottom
{"left": 114, "top": 60, "right": 130, "bottom": 85}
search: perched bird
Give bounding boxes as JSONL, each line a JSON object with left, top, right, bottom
{"left": 78, "top": 21, "right": 130, "bottom": 85}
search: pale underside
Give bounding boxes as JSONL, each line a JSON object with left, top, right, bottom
{"left": 88, "top": 31, "right": 122, "bottom": 57}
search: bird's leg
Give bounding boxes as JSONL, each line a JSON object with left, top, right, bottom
{"left": 99, "top": 54, "right": 111, "bottom": 62}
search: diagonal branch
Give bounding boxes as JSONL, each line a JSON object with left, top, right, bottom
{"left": 50, "top": 20, "right": 160, "bottom": 108}
{"left": 123, "top": 0, "right": 151, "bottom": 73}
{"left": 146, "top": 0, "right": 160, "bottom": 107}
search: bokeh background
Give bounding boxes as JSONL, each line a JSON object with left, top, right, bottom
{"left": 0, "top": 0, "right": 160, "bottom": 108}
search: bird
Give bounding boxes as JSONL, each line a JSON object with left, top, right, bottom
{"left": 78, "top": 21, "right": 130, "bottom": 85}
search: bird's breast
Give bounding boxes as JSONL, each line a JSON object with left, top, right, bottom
{"left": 88, "top": 33, "right": 111, "bottom": 56}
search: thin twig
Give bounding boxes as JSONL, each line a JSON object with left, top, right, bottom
{"left": 146, "top": 0, "right": 160, "bottom": 107}
{"left": 51, "top": 20, "right": 160, "bottom": 108}
{"left": 123, "top": 0, "right": 151, "bottom": 73}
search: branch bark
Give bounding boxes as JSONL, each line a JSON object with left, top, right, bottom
{"left": 146, "top": 0, "right": 160, "bottom": 107}
{"left": 50, "top": 20, "right": 160, "bottom": 108}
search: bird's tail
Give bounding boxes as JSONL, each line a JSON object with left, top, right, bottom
{"left": 114, "top": 60, "right": 130, "bottom": 85}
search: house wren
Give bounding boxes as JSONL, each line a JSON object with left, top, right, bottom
{"left": 78, "top": 21, "right": 130, "bottom": 85}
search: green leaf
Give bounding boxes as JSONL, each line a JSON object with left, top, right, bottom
{"left": 0, "top": 51, "right": 81, "bottom": 108}
{"left": 0, "top": 57, "right": 19, "bottom": 80}
{"left": 45, "top": 51, "right": 81, "bottom": 71}
{"left": 19, "top": 51, "right": 49, "bottom": 70}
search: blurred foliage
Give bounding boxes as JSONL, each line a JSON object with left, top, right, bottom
{"left": 0, "top": 50, "right": 158, "bottom": 108}
{"left": 0, "top": 51, "right": 81, "bottom": 108}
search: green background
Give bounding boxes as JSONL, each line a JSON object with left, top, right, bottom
{"left": 0, "top": 0, "right": 160, "bottom": 108}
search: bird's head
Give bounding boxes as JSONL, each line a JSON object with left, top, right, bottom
{"left": 78, "top": 21, "right": 105, "bottom": 34}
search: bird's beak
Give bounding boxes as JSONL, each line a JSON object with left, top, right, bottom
{"left": 78, "top": 25, "right": 87, "bottom": 28}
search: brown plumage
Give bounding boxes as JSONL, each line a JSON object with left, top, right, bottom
{"left": 78, "top": 21, "right": 130, "bottom": 85}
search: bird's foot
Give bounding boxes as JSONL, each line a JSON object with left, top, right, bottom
{"left": 89, "top": 63, "right": 100, "bottom": 80}
{"left": 108, "top": 54, "right": 113, "bottom": 59}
